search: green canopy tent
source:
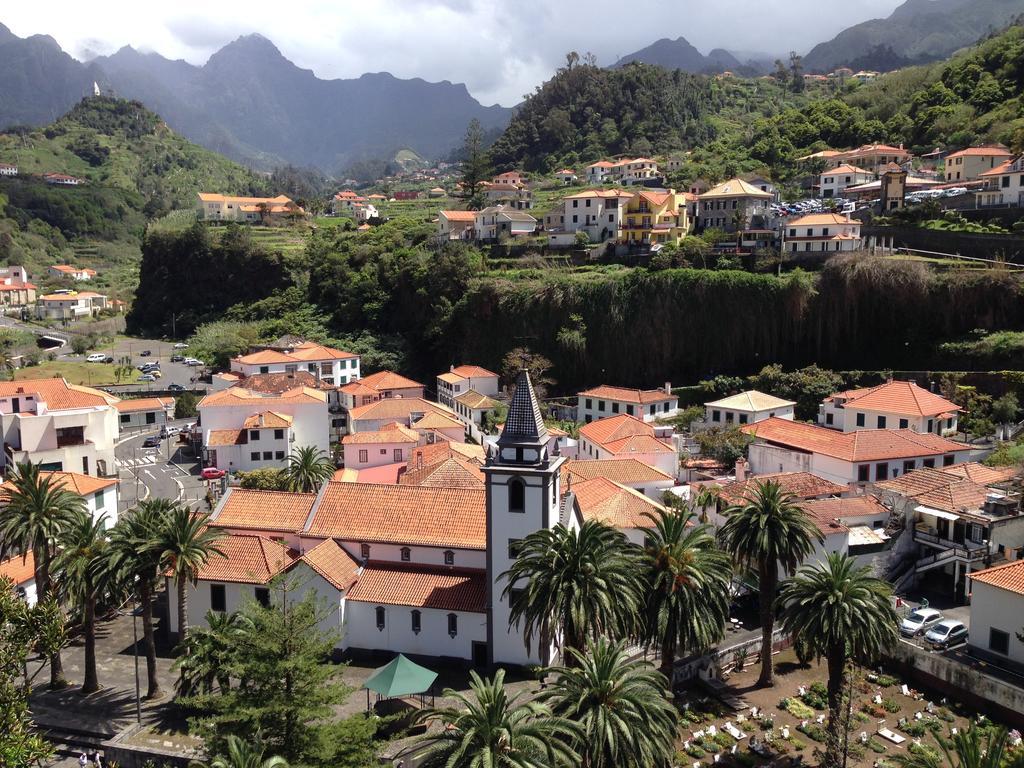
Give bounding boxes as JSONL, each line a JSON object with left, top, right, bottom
{"left": 363, "top": 654, "right": 438, "bottom": 710}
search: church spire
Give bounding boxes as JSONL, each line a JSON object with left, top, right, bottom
{"left": 498, "top": 370, "right": 547, "bottom": 446}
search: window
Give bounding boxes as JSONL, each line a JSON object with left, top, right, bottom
{"left": 943, "top": 454, "right": 955, "bottom": 466}
{"left": 275, "top": 451, "right": 285, "bottom": 460}
{"left": 411, "top": 610, "right": 421, "bottom": 634}
{"left": 923, "top": 458, "right": 935, "bottom": 468}
{"left": 856, "top": 413, "right": 865, "bottom": 427}
{"left": 822, "top": 228, "right": 830, "bottom": 237}
{"left": 858, "top": 465, "right": 870, "bottom": 482}
{"left": 358, "top": 449, "right": 368, "bottom": 463}
{"left": 255, "top": 587, "right": 270, "bottom": 607}
{"left": 989, "top": 628, "right": 1010, "bottom": 655}
{"left": 380, "top": 449, "right": 387, "bottom": 455}
{"left": 1002, "top": 175, "right": 1011, "bottom": 188}
{"left": 210, "top": 584, "right": 226, "bottom": 612}
{"left": 361, "top": 543, "right": 371, "bottom": 560}
{"left": 262, "top": 451, "right": 272, "bottom": 460}
{"left": 444, "top": 550, "right": 455, "bottom": 566}
{"left": 585, "top": 398, "right": 593, "bottom": 410}
{"left": 120, "top": 414, "right": 131, "bottom": 424}
{"left": 789, "top": 228, "right": 796, "bottom": 237}
{"left": 145, "top": 412, "right": 156, "bottom": 425}
{"left": 899, "top": 418, "right": 908, "bottom": 429}
{"left": 927, "top": 419, "right": 934, "bottom": 433}
{"left": 877, "top": 416, "right": 886, "bottom": 429}
{"left": 393, "top": 448, "right": 403, "bottom": 462}
{"left": 508, "top": 538, "right": 522, "bottom": 559}
{"left": 260, "top": 366, "right": 269, "bottom": 374}
{"left": 508, "top": 478, "right": 525, "bottom": 513}
{"left": 274, "top": 429, "right": 284, "bottom": 440}
{"left": 903, "top": 460, "right": 915, "bottom": 474}
{"left": 400, "top": 547, "right": 411, "bottom": 562}
{"left": 572, "top": 214, "right": 578, "bottom": 223}
{"left": 875, "top": 463, "right": 889, "bottom": 481}
{"left": 611, "top": 402, "right": 619, "bottom": 414}
{"left": 712, "top": 409, "right": 721, "bottom": 423}
{"left": 250, "top": 430, "right": 260, "bottom": 441}
{"left": 598, "top": 400, "right": 606, "bottom": 412}
{"left": 376, "top": 606, "right": 386, "bottom": 630}
{"left": 447, "top": 613, "right": 458, "bottom": 637}
{"left": 250, "top": 451, "right": 261, "bottom": 461}
{"left": 739, "top": 414, "right": 748, "bottom": 425}
{"left": 626, "top": 404, "right": 634, "bottom": 416}
{"left": 825, "top": 413, "right": 834, "bottom": 426}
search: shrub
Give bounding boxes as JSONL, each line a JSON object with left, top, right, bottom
{"left": 801, "top": 690, "right": 828, "bottom": 710}
{"left": 868, "top": 738, "right": 887, "bottom": 754}
{"left": 881, "top": 697, "right": 901, "bottom": 713}
{"left": 936, "top": 707, "right": 956, "bottom": 723}
{"left": 848, "top": 743, "right": 867, "bottom": 760}
{"left": 697, "top": 737, "right": 721, "bottom": 754}
{"left": 685, "top": 745, "right": 706, "bottom": 759}
{"left": 901, "top": 720, "right": 929, "bottom": 738}
{"left": 789, "top": 737, "right": 807, "bottom": 751}
{"left": 875, "top": 674, "right": 900, "bottom": 688}
{"left": 908, "top": 742, "right": 941, "bottom": 762}
{"left": 782, "top": 698, "right": 816, "bottom": 719}
{"left": 797, "top": 723, "right": 828, "bottom": 743}
{"left": 713, "top": 732, "right": 736, "bottom": 749}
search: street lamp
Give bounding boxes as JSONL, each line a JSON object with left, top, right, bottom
{"left": 131, "top": 589, "right": 142, "bottom": 723}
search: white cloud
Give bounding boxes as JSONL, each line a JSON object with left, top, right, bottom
{"left": 3, "top": 0, "right": 903, "bottom": 106}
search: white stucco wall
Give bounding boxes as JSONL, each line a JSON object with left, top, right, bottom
{"left": 968, "top": 581, "right": 1024, "bottom": 666}
{"left": 344, "top": 600, "right": 486, "bottom": 661}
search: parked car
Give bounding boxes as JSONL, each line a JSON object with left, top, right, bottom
{"left": 137, "top": 374, "right": 156, "bottom": 382}
{"left": 900, "top": 607, "right": 944, "bottom": 637}
{"left": 186, "top": 358, "right": 205, "bottom": 367}
{"left": 170, "top": 355, "right": 184, "bottom": 363}
{"left": 173, "top": 342, "right": 189, "bottom": 349}
{"left": 924, "top": 619, "right": 968, "bottom": 649}
{"left": 167, "top": 383, "right": 185, "bottom": 392}
{"left": 86, "top": 353, "right": 107, "bottom": 363}
{"left": 142, "top": 435, "right": 161, "bottom": 448}
{"left": 140, "top": 350, "right": 152, "bottom": 357}
{"left": 201, "top": 467, "right": 226, "bottom": 480}
{"left": 149, "top": 369, "right": 162, "bottom": 379}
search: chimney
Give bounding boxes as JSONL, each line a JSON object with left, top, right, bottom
{"left": 735, "top": 458, "right": 747, "bottom": 482}
{"left": 664, "top": 381, "right": 672, "bottom": 395}
{"left": 450, "top": 364, "right": 455, "bottom": 373}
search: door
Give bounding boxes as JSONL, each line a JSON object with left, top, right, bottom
{"left": 472, "top": 641, "right": 488, "bottom": 669}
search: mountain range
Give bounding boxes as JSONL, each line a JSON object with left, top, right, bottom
{"left": 611, "top": 37, "right": 773, "bottom": 75}
{"left": 0, "top": 23, "right": 510, "bottom": 173}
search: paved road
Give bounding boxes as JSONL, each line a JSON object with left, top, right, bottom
{"left": 115, "top": 421, "right": 209, "bottom": 512}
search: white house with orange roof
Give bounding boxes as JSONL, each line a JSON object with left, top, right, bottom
{"left": 818, "top": 380, "right": 960, "bottom": 435}
{"left": 569, "top": 475, "right": 667, "bottom": 545}
{"left": 702, "top": 390, "right": 795, "bottom": 428}
{"left": 453, "top": 390, "right": 501, "bottom": 430}
{"left": 783, "top": 212, "right": 862, "bottom": 253}
{"left": 229, "top": 341, "right": 360, "bottom": 386}
{"left": 0, "top": 377, "right": 119, "bottom": 476}
{"left": 577, "top": 414, "right": 678, "bottom": 479}
{"left": 0, "top": 552, "right": 37, "bottom": 605}
{"left": 741, "top": 417, "right": 971, "bottom": 486}
{"left": 436, "top": 365, "right": 500, "bottom": 409}
{"left": 967, "top": 559, "right": 1024, "bottom": 667}
{"left": 342, "top": 423, "right": 420, "bottom": 470}
{"left": 697, "top": 178, "right": 773, "bottom": 233}
{"left": 437, "top": 210, "right": 477, "bottom": 241}
{"left": 48, "top": 264, "right": 96, "bottom": 281}
{"left": 561, "top": 457, "right": 674, "bottom": 499}
{"left": 197, "top": 193, "right": 304, "bottom": 222}
{"left": 348, "top": 397, "right": 461, "bottom": 435}
{"left": 819, "top": 164, "right": 873, "bottom": 198}
{"left": 976, "top": 155, "right": 1024, "bottom": 208}
{"left": 577, "top": 384, "right": 678, "bottom": 424}
{"left": 410, "top": 410, "right": 466, "bottom": 443}
{"left": 824, "top": 144, "right": 912, "bottom": 173}
{"left": 554, "top": 169, "right": 578, "bottom": 185}
{"left": 549, "top": 189, "right": 634, "bottom": 245}
{"left": 943, "top": 146, "right": 1012, "bottom": 182}
{"left": 36, "top": 290, "right": 108, "bottom": 320}
{"left": 114, "top": 397, "right": 174, "bottom": 430}
{"left": 585, "top": 160, "right": 616, "bottom": 185}
{"left": 2, "top": 470, "right": 119, "bottom": 527}
{"left": 198, "top": 386, "right": 329, "bottom": 473}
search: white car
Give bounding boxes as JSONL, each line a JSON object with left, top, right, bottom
{"left": 173, "top": 342, "right": 189, "bottom": 349}
{"left": 924, "top": 619, "right": 969, "bottom": 649}
{"left": 186, "top": 358, "right": 205, "bottom": 367}
{"left": 86, "top": 353, "right": 107, "bottom": 363}
{"left": 900, "top": 607, "right": 944, "bottom": 637}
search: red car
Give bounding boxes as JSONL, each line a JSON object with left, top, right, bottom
{"left": 201, "top": 467, "right": 226, "bottom": 480}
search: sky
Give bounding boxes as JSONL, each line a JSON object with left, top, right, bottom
{"left": 5, "top": 0, "right": 904, "bottom": 107}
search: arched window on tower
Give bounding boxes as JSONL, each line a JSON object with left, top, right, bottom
{"left": 508, "top": 477, "right": 525, "bottom": 513}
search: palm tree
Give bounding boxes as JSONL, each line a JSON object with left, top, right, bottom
{"left": 776, "top": 553, "right": 899, "bottom": 768}
{"left": 893, "top": 725, "right": 1009, "bottom": 768}
{"left": 53, "top": 511, "right": 110, "bottom": 695}
{"left": 414, "top": 668, "right": 580, "bottom": 768}
{"left": 155, "top": 505, "right": 225, "bottom": 643}
{"left": 190, "top": 735, "right": 289, "bottom": 768}
{"left": 641, "top": 507, "right": 731, "bottom": 674}
{"left": 175, "top": 610, "right": 254, "bottom": 696}
{"left": 106, "top": 498, "right": 173, "bottom": 699}
{"left": 501, "top": 520, "right": 643, "bottom": 661}
{"left": 0, "top": 462, "right": 85, "bottom": 688}
{"left": 718, "top": 479, "right": 822, "bottom": 687}
{"left": 542, "top": 638, "right": 678, "bottom": 768}
{"left": 282, "top": 446, "right": 334, "bottom": 493}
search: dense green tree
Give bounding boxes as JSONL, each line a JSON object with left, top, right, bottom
{"left": 777, "top": 553, "right": 899, "bottom": 768}
{"left": 693, "top": 425, "right": 750, "bottom": 464}
{"left": 155, "top": 505, "right": 225, "bottom": 642}
{"left": 719, "top": 480, "right": 822, "bottom": 687}
{"left": 458, "top": 119, "right": 491, "bottom": 209}
{"left": 283, "top": 446, "right": 335, "bottom": 493}
{"left": 191, "top": 735, "right": 289, "bottom": 768}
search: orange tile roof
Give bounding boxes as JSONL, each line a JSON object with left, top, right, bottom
{"left": 207, "top": 429, "right": 247, "bottom": 447}
{"left": 343, "top": 424, "right": 419, "bottom": 444}
{"left": 741, "top": 418, "right": 967, "bottom": 462}
{"left": 716, "top": 472, "right": 847, "bottom": 506}
{"left": 571, "top": 477, "right": 665, "bottom": 529}
{"left": 946, "top": 147, "right": 1011, "bottom": 159}
{"left": 239, "top": 372, "right": 332, "bottom": 393}
{"left": 286, "top": 341, "right": 358, "bottom": 361}
{"left": 916, "top": 481, "right": 991, "bottom": 515}
{"left": 242, "top": 411, "right": 293, "bottom": 429}
{"left": 349, "top": 397, "right": 454, "bottom": 423}
{"left": 359, "top": 370, "right": 424, "bottom": 391}
{"left": 579, "top": 384, "right": 675, "bottom": 404}
{"left": 787, "top": 213, "right": 859, "bottom": 227}
{"left": 307, "top": 482, "right": 485, "bottom": 549}
{"left": 213, "top": 488, "right": 317, "bottom": 532}
{"left": 199, "top": 386, "right": 327, "bottom": 408}
{"left": 562, "top": 458, "right": 673, "bottom": 485}
{"left": 0, "top": 378, "right": 117, "bottom": 410}
{"left": 409, "top": 441, "right": 485, "bottom": 468}
{"left": 400, "top": 456, "right": 484, "bottom": 488}
{"left": 346, "top": 563, "right": 487, "bottom": 612}
{"left": 602, "top": 435, "right": 675, "bottom": 456}
{"left": 455, "top": 390, "right": 501, "bottom": 410}
{"left": 876, "top": 466, "right": 962, "bottom": 497}
{"left": 979, "top": 159, "right": 1014, "bottom": 177}
{"left": 114, "top": 397, "right": 173, "bottom": 413}
{"left": 0, "top": 551, "right": 35, "bottom": 585}
{"left": 412, "top": 411, "right": 465, "bottom": 431}
{"left": 1, "top": 471, "right": 117, "bottom": 499}
{"left": 968, "top": 559, "right": 1024, "bottom": 596}
{"left": 824, "top": 164, "right": 872, "bottom": 175}
{"left": 449, "top": 365, "right": 498, "bottom": 379}
{"left": 798, "top": 496, "right": 889, "bottom": 534}
{"left": 294, "top": 539, "right": 360, "bottom": 590}
{"left": 940, "top": 462, "right": 1019, "bottom": 485}
{"left": 234, "top": 349, "right": 295, "bottom": 365}
{"left": 195, "top": 534, "right": 295, "bottom": 584}
{"left": 579, "top": 414, "right": 653, "bottom": 444}
{"left": 834, "top": 380, "right": 959, "bottom": 418}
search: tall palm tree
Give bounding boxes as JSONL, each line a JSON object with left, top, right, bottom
{"left": 282, "top": 446, "right": 334, "bottom": 493}
{"left": 0, "top": 462, "right": 85, "bottom": 688}
{"left": 155, "top": 505, "right": 225, "bottom": 643}
{"left": 190, "top": 735, "right": 289, "bottom": 768}
{"left": 641, "top": 507, "right": 731, "bottom": 674}
{"left": 106, "top": 498, "right": 173, "bottom": 699}
{"left": 776, "top": 553, "right": 899, "bottom": 768}
{"left": 542, "top": 638, "right": 678, "bottom": 768}
{"left": 718, "top": 479, "right": 822, "bottom": 687}
{"left": 893, "top": 725, "right": 1009, "bottom": 768}
{"left": 53, "top": 511, "right": 110, "bottom": 695}
{"left": 501, "top": 520, "right": 643, "bottom": 661}
{"left": 414, "top": 668, "right": 580, "bottom": 768}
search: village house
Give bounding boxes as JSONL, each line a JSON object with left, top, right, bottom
{"left": 43, "top": 173, "right": 85, "bottom": 186}
{"left": 436, "top": 365, "right": 500, "bottom": 409}
{"left": 700, "top": 390, "right": 796, "bottom": 428}
{"left": 484, "top": 184, "right": 533, "bottom": 210}
{"left": 976, "top": 155, "right": 1024, "bottom": 208}
{"left": 229, "top": 341, "right": 360, "bottom": 386}
{"left": 823, "top": 144, "right": 911, "bottom": 173}
{"left": 0, "top": 377, "right": 119, "bottom": 477}
{"left": 0, "top": 551, "right": 37, "bottom": 604}
{"left": 437, "top": 210, "right": 476, "bottom": 241}
{"left": 472, "top": 206, "right": 537, "bottom": 241}
{"left": 577, "top": 414, "right": 678, "bottom": 479}
{"left": 554, "top": 169, "right": 578, "bottom": 185}
{"left": 819, "top": 164, "right": 873, "bottom": 198}
{"left": 196, "top": 193, "right": 304, "bottom": 223}
{"left": 0, "top": 162, "right": 17, "bottom": 177}
{"left": 783, "top": 212, "right": 863, "bottom": 253}
{"left": 36, "top": 291, "right": 107, "bottom": 321}
{"left": 741, "top": 417, "right": 971, "bottom": 485}
{"left": 2, "top": 470, "right": 119, "bottom": 529}
{"left": 342, "top": 423, "right": 420, "bottom": 470}
{"left": 570, "top": 476, "right": 668, "bottom": 545}
{"left": 347, "top": 397, "right": 462, "bottom": 436}
{"left": 943, "top": 146, "right": 1012, "bottom": 182}
{"left": 561, "top": 458, "right": 674, "bottom": 500}
{"left": 492, "top": 171, "right": 528, "bottom": 186}
{"left": 0, "top": 267, "right": 36, "bottom": 307}
{"left": 577, "top": 384, "right": 678, "bottom": 423}
{"left": 547, "top": 189, "right": 633, "bottom": 246}
{"left": 48, "top": 265, "right": 96, "bottom": 281}
{"left": 115, "top": 397, "right": 174, "bottom": 430}
{"left": 585, "top": 160, "right": 616, "bottom": 185}
{"left": 198, "top": 386, "right": 329, "bottom": 473}
{"left": 697, "top": 178, "right": 773, "bottom": 233}
{"left": 453, "top": 390, "right": 501, "bottom": 429}
{"left": 619, "top": 189, "right": 691, "bottom": 245}
{"left": 818, "top": 379, "right": 959, "bottom": 435}
{"left": 331, "top": 190, "right": 367, "bottom": 213}
{"left": 967, "top": 559, "right": 1024, "bottom": 669}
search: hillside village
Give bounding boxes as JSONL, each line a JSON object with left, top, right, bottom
{"left": 3, "top": 11, "right": 1024, "bottom": 768}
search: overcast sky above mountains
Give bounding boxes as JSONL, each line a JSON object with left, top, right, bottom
{"left": 7, "top": 0, "right": 903, "bottom": 107}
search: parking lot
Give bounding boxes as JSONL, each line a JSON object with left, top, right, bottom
{"left": 78, "top": 337, "right": 207, "bottom": 392}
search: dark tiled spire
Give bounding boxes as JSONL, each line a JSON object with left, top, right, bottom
{"left": 498, "top": 370, "right": 547, "bottom": 446}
